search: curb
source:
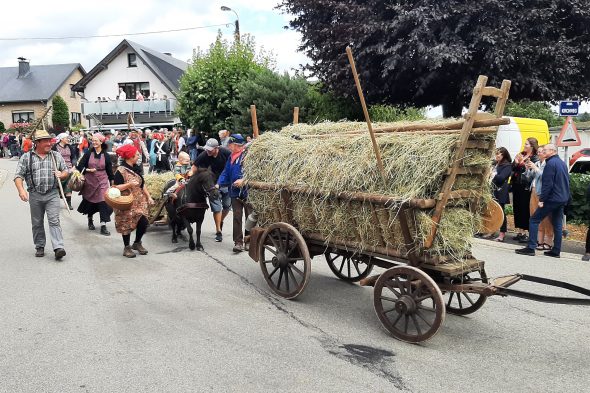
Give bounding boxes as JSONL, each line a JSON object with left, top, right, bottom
{"left": 473, "top": 237, "right": 584, "bottom": 262}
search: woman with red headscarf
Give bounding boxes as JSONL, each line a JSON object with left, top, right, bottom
{"left": 76, "top": 133, "right": 114, "bottom": 235}
{"left": 113, "top": 144, "right": 155, "bottom": 258}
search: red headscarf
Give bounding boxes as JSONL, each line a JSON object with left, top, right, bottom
{"left": 116, "top": 144, "right": 138, "bottom": 160}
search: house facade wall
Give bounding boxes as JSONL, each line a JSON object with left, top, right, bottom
{"left": 0, "top": 67, "right": 87, "bottom": 129}
{"left": 83, "top": 49, "right": 174, "bottom": 101}
{"left": 50, "top": 68, "right": 87, "bottom": 127}
{"left": 0, "top": 102, "right": 48, "bottom": 129}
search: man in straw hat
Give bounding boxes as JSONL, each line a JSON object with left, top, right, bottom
{"left": 14, "top": 129, "right": 69, "bottom": 260}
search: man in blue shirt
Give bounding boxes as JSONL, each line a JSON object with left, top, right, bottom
{"left": 516, "top": 144, "right": 570, "bottom": 257}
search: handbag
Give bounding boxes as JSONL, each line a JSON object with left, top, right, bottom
{"left": 68, "top": 168, "right": 85, "bottom": 192}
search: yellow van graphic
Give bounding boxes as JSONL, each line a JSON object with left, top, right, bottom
{"left": 495, "top": 117, "right": 550, "bottom": 160}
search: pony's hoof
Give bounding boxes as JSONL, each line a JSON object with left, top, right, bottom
{"left": 189, "top": 242, "right": 196, "bottom": 250}
{"left": 172, "top": 238, "right": 178, "bottom": 244}
{"left": 196, "top": 244, "right": 204, "bottom": 251}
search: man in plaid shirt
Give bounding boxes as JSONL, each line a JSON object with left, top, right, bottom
{"left": 14, "top": 130, "right": 69, "bottom": 260}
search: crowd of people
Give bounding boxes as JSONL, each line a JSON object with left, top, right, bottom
{"left": 12, "top": 125, "right": 253, "bottom": 260}
{"left": 489, "top": 138, "right": 579, "bottom": 259}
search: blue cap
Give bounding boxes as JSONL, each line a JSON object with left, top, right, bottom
{"left": 229, "top": 134, "right": 246, "bottom": 145}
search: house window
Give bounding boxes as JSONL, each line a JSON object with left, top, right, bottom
{"left": 71, "top": 112, "right": 81, "bottom": 125}
{"left": 12, "top": 111, "right": 34, "bottom": 123}
{"left": 69, "top": 84, "right": 75, "bottom": 98}
{"left": 128, "top": 53, "right": 137, "bottom": 67}
{"left": 118, "top": 82, "right": 150, "bottom": 100}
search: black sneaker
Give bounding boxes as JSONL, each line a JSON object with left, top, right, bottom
{"left": 54, "top": 248, "right": 66, "bottom": 260}
{"left": 518, "top": 235, "right": 529, "bottom": 243}
{"left": 100, "top": 225, "right": 111, "bottom": 236}
{"left": 512, "top": 233, "right": 524, "bottom": 241}
{"left": 582, "top": 253, "right": 590, "bottom": 262}
{"left": 88, "top": 222, "right": 96, "bottom": 230}
{"left": 515, "top": 247, "right": 535, "bottom": 256}
{"left": 543, "top": 251, "right": 560, "bottom": 258}
{"left": 35, "top": 247, "right": 45, "bottom": 257}
{"left": 215, "top": 232, "right": 222, "bottom": 242}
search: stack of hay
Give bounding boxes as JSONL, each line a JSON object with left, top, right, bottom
{"left": 243, "top": 121, "right": 495, "bottom": 261}
{"left": 144, "top": 172, "right": 175, "bottom": 219}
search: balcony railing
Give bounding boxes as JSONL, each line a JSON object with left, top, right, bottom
{"left": 82, "top": 99, "right": 177, "bottom": 117}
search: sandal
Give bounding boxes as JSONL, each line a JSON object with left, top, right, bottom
{"left": 536, "top": 243, "right": 546, "bottom": 251}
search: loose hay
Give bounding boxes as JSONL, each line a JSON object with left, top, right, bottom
{"left": 244, "top": 122, "right": 495, "bottom": 260}
{"left": 144, "top": 172, "right": 175, "bottom": 220}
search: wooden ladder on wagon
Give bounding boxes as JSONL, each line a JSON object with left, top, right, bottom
{"left": 424, "top": 76, "right": 512, "bottom": 249}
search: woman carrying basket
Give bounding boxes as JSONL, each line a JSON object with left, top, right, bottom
{"left": 76, "top": 133, "right": 114, "bottom": 235}
{"left": 112, "top": 144, "right": 155, "bottom": 258}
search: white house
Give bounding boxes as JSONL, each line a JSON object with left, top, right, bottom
{"left": 72, "top": 39, "right": 188, "bottom": 130}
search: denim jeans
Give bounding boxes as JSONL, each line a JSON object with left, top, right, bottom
{"left": 527, "top": 202, "right": 565, "bottom": 254}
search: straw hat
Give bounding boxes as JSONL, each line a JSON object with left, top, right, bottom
{"left": 31, "top": 129, "right": 52, "bottom": 141}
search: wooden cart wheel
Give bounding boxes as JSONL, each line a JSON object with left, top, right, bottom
{"left": 324, "top": 252, "right": 374, "bottom": 282}
{"left": 444, "top": 268, "right": 488, "bottom": 315}
{"left": 374, "top": 266, "right": 445, "bottom": 343}
{"left": 259, "top": 223, "right": 311, "bottom": 300}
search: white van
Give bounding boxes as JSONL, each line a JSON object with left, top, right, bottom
{"left": 495, "top": 117, "right": 550, "bottom": 160}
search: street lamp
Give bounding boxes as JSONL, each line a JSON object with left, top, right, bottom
{"left": 221, "top": 5, "right": 240, "bottom": 43}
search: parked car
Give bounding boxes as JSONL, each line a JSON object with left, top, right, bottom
{"left": 569, "top": 156, "right": 590, "bottom": 174}
{"left": 569, "top": 148, "right": 590, "bottom": 167}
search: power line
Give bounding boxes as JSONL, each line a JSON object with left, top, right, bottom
{"left": 0, "top": 23, "right": 231, "bottom": 41}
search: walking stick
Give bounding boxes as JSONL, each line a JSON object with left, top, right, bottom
{"left": 41, "top": 115, "right": 71, "bottom": 215}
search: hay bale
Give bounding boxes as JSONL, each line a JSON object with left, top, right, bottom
{"left": 144, "top": 173, "right": 175, "bottom": 201}
{"left": 244, "top": 122, "right": 495, "bottom": 259}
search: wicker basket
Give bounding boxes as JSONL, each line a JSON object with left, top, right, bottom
{"left": 104, "top": 189, "right": 133, "bottom": 211}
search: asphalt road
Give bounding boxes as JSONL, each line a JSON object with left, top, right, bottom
{"left": 1, "top": 158, "right": 589, "bottom": 393}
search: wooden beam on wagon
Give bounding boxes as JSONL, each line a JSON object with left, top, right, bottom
{"left": 250, "top": 105, "right": 259, "bottom": 138}
{"left": 345, "top": 46, "right": 387, "bottom": 183}
{"left": 293, "top": 107, "right": 299, "bottom": 125}
{"left": 246, "top": 181, "right": 437, "bottom": 209}
{"left": 299, "top": 126, "right": 500, "bottom": 139}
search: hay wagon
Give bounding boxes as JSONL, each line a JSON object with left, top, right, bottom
{"left": 244, "top": 75, "right": 590, "bottom": 343}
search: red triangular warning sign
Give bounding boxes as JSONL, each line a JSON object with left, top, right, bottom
{"left": 556, "top": 116, "right": 581, "bottom": 147}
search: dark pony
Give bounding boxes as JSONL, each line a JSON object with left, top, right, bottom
{"left": 165, "top": 168, "right": 219, "bottom": 251}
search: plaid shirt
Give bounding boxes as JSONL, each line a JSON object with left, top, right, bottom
{"left": 14, "top": 150, "right": 66, "bottom": 194}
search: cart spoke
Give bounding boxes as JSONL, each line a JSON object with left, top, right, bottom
{"left": 287, "top": 266, "right": 299, "bottom": 288}
{"left": 339, "top": 258, "right": 346, "bottom": 274}
{"left": 268, "top": 234, "right": 280, "bottom": 250}
{"left": 262, "top": 259, "right": 275, "bottom": 264}
{"left": 268, "top": 266, "right": 279, "bottom": 279}
{"left": 415, "top": 310, "right": 433, "bottom": 327}
{"left": 288, "top": 257, "right": 305, "bottom": 262}
{"left": 457, "top": 293, "right": 463, "bottom": 309}
{"left": 277, "top": 268, "right": 284, "bottom": 290}
{"left": 290, "top": 264, "right": 304, "bottom": 277}
{"left": 463, "top": 293, "right": 475, "bottom": 306}
{"left": 404, "top": 315, "right": 409, "bottom": 334}
{"left": 447, "top": 292, "right": 455, "bottom": 307}
{"left": 411, "top": 314, "right": 422, "bottom": 336}
{"left": 263, "top": 245, "right": 277, "bottom": 255}
{"left": 347, "top": 259, "right": 351, "bottom": 277}
{"left": 284, "top": 267, "right": 290, "bottom": 292}
{"left": 393, "top": 277, "right": 406, "bottom": 294}
{"left": 384, "top": 308, "right": 397, "bottom": 314}
{"left": 384, "top": 283, "right": 402, "bottom": 298}
{"left": 390, "top": 312, "right": 403, "bottom": 327}
{"left": 380, "top": 295, "right": 398, "bottom": 303}
{"left": 417, "top": 304, "right": 436, "bottom": 313}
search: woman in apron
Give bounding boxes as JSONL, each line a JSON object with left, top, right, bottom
{"left": 76, "top": 133, "right": 114, "bottom": 235}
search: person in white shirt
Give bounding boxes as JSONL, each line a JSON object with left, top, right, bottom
{"left": 149, "top": 91, "right": 158, "bottom": 100}
{"left": 117, "top": 87, "right": 126, "bottom": 101}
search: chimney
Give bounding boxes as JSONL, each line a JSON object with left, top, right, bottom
{"left": 163, "top": 52, "right": 172, "bottom": 56}
{"left": 18, "top": 57, "right": 30, "bottom": 78}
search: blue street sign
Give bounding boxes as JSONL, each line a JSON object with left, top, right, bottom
{"left": 559, "top": 101, "right": 579, "bottom": 117}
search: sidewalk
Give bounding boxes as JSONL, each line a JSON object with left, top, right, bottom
{"left": 476, "top": 231, "right": 586, "bottom": 257}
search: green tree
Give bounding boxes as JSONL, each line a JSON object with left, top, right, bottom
{"left": 177, "top": 32, "right": 273, "bottom": 133}
{"left": 368, "top": 105, "right": 426, "bottom": 122}
{"left": 0, "top": 121, "right": 5, "bottom": 133}
{"left": 231, "top": 69, "right": 312, "bottom": 133}
{"left": 280, "top": 0, "right": 590, "bottom": 117}
{"left": 504, "top": 101, "right": 562, "bottom": 127}
{"left": 306, "top": 83, "right": 362, "bottom": 122}
{"left": 51, "top": 95, "right": 70, "bottom": 131}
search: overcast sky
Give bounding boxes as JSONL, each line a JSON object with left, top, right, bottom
{"left": 0, "top": 0, "right": 309, "bottom": 73}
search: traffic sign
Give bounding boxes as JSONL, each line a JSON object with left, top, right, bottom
{"left": 556, "top": 116, "right": 581, "bottom": 147}
{"left": 559, "top": 101, "right": 579, "bottom": 117}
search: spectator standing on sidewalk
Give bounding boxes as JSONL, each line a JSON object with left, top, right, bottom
{"left": 524, "top": 146, "right": 554, "bottom": 251}
{"left": 491, "top": 147, "right": 512, "bottom": 242}
{"left": 511, "top": 137, "right": 539, "bottom": 244}
{"left": 13, "top": 130, "right": 69, "bottom": 260}
{"left": 217, "top": 134, "right": 250, "bottom": 253}
{"left": 516, "top": 144, "right": 569, "bottom": 258}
